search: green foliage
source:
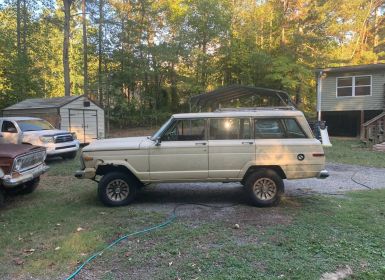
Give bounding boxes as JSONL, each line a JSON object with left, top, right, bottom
{"left": 0, "top": 0, "right": 384, "bottom": 125}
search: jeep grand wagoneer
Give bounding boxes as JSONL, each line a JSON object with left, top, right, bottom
{"left": 75, "top": 109, "right": 328, "bottom": 207}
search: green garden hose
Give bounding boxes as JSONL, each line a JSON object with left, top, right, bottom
{"left": 65, "top": 203, "right": 237, "bottom": 280}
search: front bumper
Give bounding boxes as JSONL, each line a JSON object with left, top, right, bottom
{"left": 317, "top": 169, "right": 329, "bottom": 179}
{"left": 74, "top": 168, "right": 96, "bottom": 179}
{"left": 45, "top": 141, "right": 80, "bottom": 156}
{"left": 2, "top": 164, "right": 49, "bottom": 187}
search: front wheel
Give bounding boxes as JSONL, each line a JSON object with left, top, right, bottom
{"left": 19, "top": 177, "right": 40, "bottom": 194}
{"left": 245, "top": 169, "right": 284, "bottom": 207}
{"left": 0, "top": 190, "right": 5, "bottom": 208}
{"left": 98, "top": 172, "right": 139, "bottom": 207}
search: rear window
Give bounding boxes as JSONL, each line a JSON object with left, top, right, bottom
{"left": 254, "top": 118, "right": 307, "bottom": 139}
{"left": 255, "top": 119, "right": 285, "bottom": 139}
{"left": 283, "top": 119, "right": 307, "bottom": 138}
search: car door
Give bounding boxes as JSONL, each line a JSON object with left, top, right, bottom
{"left": 208, "top": 118, "right": 255, "bottom": 179}
{"left": 150, "top": 118, "right": 208, "bottom": 181}
{"left": 0, "top": 120, "right": 21, "bottom": 144}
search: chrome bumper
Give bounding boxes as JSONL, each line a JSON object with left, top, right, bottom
{"left": 317, "top": 169, "right": 329, "bottom": 179}
{"left": 74, "top": 168, "right": 96, "bottom": 179}
{"left": 3, "top": 164, "right": 49, "bottom": 187}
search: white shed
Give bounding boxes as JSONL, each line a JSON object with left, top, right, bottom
{"left": 2, "top": 95, "right": 105, "bottom": 144}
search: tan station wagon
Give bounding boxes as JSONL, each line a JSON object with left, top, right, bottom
{"left": 75, "top": 108, "right": 328, "bottom": 207}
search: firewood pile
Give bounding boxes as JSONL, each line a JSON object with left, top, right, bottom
{"left": 373, "top": 142, "right": 385, "bottom": 152}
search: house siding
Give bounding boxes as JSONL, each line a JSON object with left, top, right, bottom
{"left": 320, "top": 70, "right": 385, "bottom": 111}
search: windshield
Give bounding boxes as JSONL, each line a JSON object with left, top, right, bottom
{"left": 151, "top": 117, "right": 174, "bottom": 140}
{"left": 17, "top": 119, "right": 55, "bottom": 132}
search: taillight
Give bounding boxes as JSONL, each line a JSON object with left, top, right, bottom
{"left": 312, "top": 153, "right": 325, "bottom": 157}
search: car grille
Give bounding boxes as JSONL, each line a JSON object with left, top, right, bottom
{"left": 14, "top": 149, "right": 46, "bottom": 173}
{"left": 55, "top": 134, "right": 74, "bottom": 143}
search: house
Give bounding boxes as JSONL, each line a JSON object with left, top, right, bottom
{"left": 315, "top": 64, "right": 385, "bottom": 139}
{"left": 1, "top": 95, "right": 105, "bottom": 144}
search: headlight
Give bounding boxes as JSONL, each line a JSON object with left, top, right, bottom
{"left": 40, "top": 136, "right": 54, "bottom": 143}
{"left": 14, "top": 158, "right": 23, "bottom": 172}
{"left": 71, "top": 132, "right": 77, "bottom": 140}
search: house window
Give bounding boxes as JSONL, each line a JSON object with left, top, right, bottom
{"left": 336, "top": 75, "right": 371, "bottom": 97}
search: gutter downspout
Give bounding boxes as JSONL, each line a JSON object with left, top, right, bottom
{"left": 317, "top": 71, "right": 323, "bottom": 121}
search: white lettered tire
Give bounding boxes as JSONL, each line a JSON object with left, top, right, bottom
{"left": 245, "top": 169, "right": 284, "bottom": 207}
{"left": 98, "top": 172, "right": 138, "bottom": 207}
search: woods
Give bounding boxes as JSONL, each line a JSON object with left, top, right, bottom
{"left": 0, "top": 0, "right": 384, "bottom": 126}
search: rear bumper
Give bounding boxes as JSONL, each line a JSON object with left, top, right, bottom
{"left": 2, "top": 164, "right": 49, "bottom": 187}
{"left": 74, "top": 168, "right": 96, "bottom": 179}
{"left": 317, "top": 169, "right": 329, "bottom": 179}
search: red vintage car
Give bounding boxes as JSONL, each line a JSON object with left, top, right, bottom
{"left": 0, "top": 144, "right": 49, "bottom": 206}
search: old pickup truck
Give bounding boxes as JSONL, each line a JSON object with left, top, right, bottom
{"left": 0, "top": 144, "right": 49, "bottom": 206}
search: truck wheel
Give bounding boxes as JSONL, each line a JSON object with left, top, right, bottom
{"left": 245, "top": 169, "right": 284, "bottom": 207}
{"left": 20, "top": 177, "right": 40, "bottom": 194}
{"left": 98, "top": 172, "right": 138, "bottom": 207}
{"left": 0, "top": 190, "right": 5, "bottom": 207}
{"left": 63, "top": 151, "right": 77, "bottom": 160}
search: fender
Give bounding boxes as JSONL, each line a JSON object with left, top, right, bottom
{"left": 95, "top": 159, "right": 150, "bottom": 181}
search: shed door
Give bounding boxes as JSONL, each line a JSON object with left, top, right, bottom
{"left": 68, "top": 109, "right": 98, "bottom": 144}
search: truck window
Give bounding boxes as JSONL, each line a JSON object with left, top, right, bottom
{"left": 254, "top": 119, "right": 285, "bottom": 139}
{"left": 162, "top": 119, "right": 206, "bottom": 141}
{"left": 1, "top": 121, "right": 17, "bottom": 133}
{"left": 283, "top": 119, "right": 307, "bottom": 138}
{"left": 209, "top": 118, "right": 251, "bottom": 140}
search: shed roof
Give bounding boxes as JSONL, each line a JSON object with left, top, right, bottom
{"left": 315, "top": 63, "right": 385, "bottom": 74}
{"left": 190, "top": 85, "right": 295, "bottom": 109}
{"left": 3, "top": 95, "right": 84, "bottom": 110}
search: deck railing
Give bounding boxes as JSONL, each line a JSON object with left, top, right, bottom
{"left": 361, "top": 112, "right": 385, "bottom": 145}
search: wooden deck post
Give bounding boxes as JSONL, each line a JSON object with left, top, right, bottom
{"left": 360, "top": 110, "right": 365, "bottom": 139}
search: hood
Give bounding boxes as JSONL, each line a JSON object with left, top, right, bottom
{"left": 83, "top": 137, "right": 148, "bottom": 152}
{"left": 0, "top": 144, "right": 45, "bottom": 159}
{"left": 22, "top": 129, "right": 71, "bottom": 137}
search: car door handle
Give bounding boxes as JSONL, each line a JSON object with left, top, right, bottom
{"left": 195, "top": 142, "right": 207, "bottom": 146}
{"left": 242, "top": 141, "right": 254, "bottom": 145}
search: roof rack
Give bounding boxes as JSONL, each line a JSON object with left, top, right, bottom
{"left": 214, "top": 106, "right": 297, "bottom": 112}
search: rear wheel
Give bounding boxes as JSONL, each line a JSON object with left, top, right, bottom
{"left": 19, "top": 177, "right": 40, "bottom": 195}
{"left": 245, "top": 169, "right": 284, "bottom": 207}
{"left": 98, "top": 172, "right": 139, "bottom": 207}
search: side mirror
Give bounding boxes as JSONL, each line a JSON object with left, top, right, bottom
{"left": 155, "top": 137, "right": 161, "bottom": 146}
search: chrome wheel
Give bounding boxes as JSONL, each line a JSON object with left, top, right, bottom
{"left": 106, "top": 179, "right": 130, "bottom": 202}
{"left": 253, "top": 178, "right": 277, "bottom": 201}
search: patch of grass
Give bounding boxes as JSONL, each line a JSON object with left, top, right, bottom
{"left": 1, "top": 157, "right": 385, "bottom": 279}
{"left": 91, "top": 192, "right": 385, "bottom": 280}
{"left": 325, "top": 138, "right": 385, "bottom": 168}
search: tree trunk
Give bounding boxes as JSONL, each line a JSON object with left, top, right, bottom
{"left": 98, "top": 0, "right": 104, "bottom": 105}
{"left": 16, "top": 0, "right": 21, "bottom": 57}
{"left": 82, "top": 0, "right": 88, "bottom": 96}
{"left": 22, "top": 0, "right": 27, "bottom": 55}
{"left": 63, "top": 0, "right": 72, "bottom": 96}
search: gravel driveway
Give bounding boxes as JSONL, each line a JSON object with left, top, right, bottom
{"left": 285, "top": 163, "right": 385, "bottom": 196}
{"left": 137, "top": 163, "right": 385, "bottom": 207}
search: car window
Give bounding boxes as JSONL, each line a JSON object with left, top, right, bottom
{"left": 1, "top": 121, "right": 17, "bottom": 133}
{"left": 162, "top": 119, "right": 206, "bottom": 141}
{"left": 16, "top": 119, "right": 54, "bottom": 132}
{"left": 283, "top": 119, "right": 307, "bottom": 138}
{"left": 254, "top": 119, "right": 285, "bottom": 139}
{"left": 209, "top": 118, "right": 251, "bottom": 140}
